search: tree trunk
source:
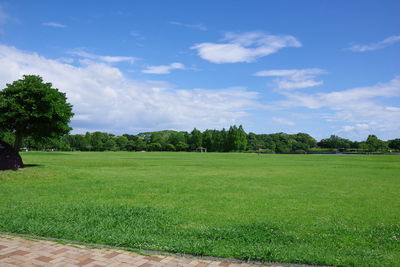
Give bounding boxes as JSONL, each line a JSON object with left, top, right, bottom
{"left": 0, "top": 140, "right": 24, "bottom": 170}
{"left": 14, "top": 131, "right": 23, "bottom": 151}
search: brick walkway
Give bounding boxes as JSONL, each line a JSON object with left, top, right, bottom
{"left": 0, "top": 234, "right": 281, "bottom": 267}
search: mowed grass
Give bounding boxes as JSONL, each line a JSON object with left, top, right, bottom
{"left": 0, "top": 152, "right": 399, "bottom": 266}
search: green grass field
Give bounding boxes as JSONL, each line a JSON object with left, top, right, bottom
{"left": 0, "top": 152, "right": 399, "bottom": 266}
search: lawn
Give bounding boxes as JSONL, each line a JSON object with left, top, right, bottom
{"left": 0, "top": 152, "right": 399, "bottom": 266}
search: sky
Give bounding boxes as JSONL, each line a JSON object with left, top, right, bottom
{"left": 0, "top": 0, "right": 399, "bottom": 140}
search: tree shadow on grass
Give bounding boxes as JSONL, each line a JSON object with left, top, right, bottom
{"left": 23, "top": 164, "right": 42, "bottom": 168}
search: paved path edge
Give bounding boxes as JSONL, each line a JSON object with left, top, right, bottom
{"left": 0, "top": 231, "right": 332, "bottom": 267}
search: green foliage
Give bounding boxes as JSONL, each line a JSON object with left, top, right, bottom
{"left": 388, "top": 138, "right": 400, "bottom": 150}
{"left": 270, "top": 133, "right": 291, "bottom": 153}
{"left": 3, "top": 119, "right": 395, "bottom": 153}
{"left": 149, "top": 142, "right": 162, "bottom": 151}
{"left": 247, "top": 132, "right": 264, "bottom": 151}
{"left": 103, "top": 138, "right": 117, "bottom": 151}
{"left": 189, "top": 128, "right": 202, "bottom": 150}
{"left": 69, "top": 134, "right": 90, "bottom": 151}
{"left": 168, "top": 131, "right": 187, "bottom": 146}
{"left": 365, "top": 135, "right": 388, "bottom": 152}
{"left": 227, "top": 125, "right": 247, "bottom": 151}
{"left": 175, "top": 141, "right": 189, "bottom": 151}
{"left": 0, "top": 131, "right": 15, "bottom": 145}
{"left": 115, "top": 136, "right": 128, "bottom": 151}
{"left": 165, "top": 143, "right": 176, "bottom": 151}
{"left": 1, "top": 152, "right": 399, "bottom": 266}
{"left": 318, "top": 135, "right": 351, "bottom": 149}
{"left": 0, "top": 75, "right": 74, "bottom": 149}
{"left": 293, "top": 133, "right": 317, "bottom": 149}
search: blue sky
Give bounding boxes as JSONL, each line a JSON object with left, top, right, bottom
{"left": 0, "top": 0, "right": 399, "bottom": 140}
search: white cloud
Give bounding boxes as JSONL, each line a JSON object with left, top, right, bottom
{"left": 254, "top": 68, "right": 326, "bottom": 90}
{"left": 275, "top": 76, "right": 400, "bottom": 139}
{"left": 130, "top": 31, "right": 145, "bottom": 40}
{"left": 191, "top": 32, "right": 301, "bottom": 63}
{"left": 142, "top": 62, "right": 185, "bottom": 74}
{"left": 0, "top": 44, "right": 260, "bottom": 134}
{"left": 169, "top": 21, "right": 207, "bottom": 31}
{"left": 68, "top": 49, "right": 138, "bottom": 64}
{"left": 42, "top": 22, "right": 66, "bottom": 28}
{"left": 272, "top": 117, "right": 295, "bottom": 126}
{"left": 346, "top": 35, "right": 400, "bottom": 52}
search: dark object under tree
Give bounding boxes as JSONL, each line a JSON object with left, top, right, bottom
{"left": 0, "top": 141, "right": 23, "bottom": 170}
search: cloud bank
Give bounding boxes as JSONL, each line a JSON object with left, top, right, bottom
{"left": 191, "top": 32, "right": 301, "bottom": 63}
{"left": 0, "top": 44, "right": 260, "bottom": 134}
{"left": 275, "top": 76, "right": 400, "bottom": 139}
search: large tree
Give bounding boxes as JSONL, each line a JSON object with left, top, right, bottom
{"left": 0, "top": 75, "right": 74, "bottom": 151}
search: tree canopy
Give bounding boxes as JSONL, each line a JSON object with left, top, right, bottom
{"left": 0, "top": 75, "right": 74, "bottom": 150}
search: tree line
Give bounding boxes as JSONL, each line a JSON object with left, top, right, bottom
{"left": 1, "top": 76, "right": 399, "bottom": 154}
{"left": 1, "top": 126, "right": 399, "bottom": 153}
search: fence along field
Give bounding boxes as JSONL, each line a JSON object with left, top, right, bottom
{"left": 1, "top": 151, "right": 399, "bottom": 267}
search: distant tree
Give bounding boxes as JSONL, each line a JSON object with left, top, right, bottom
{"left": 189, "top": 128, "right": 202, "bottom": 150}
{"left": 247, "top": 132, "right": 261, "bottom": 151}
{"left": 104, "top": 138, "right": 117, "bottom": 151}
{"left": 90, "top": 132, "right": 105, "bottom": 151}
{"left": 58, "top": 135, "right": 71, "bottom": 151}
{"left": 365, "top": 135, "right": 387, "bottom": 152}
{"left": 67, "top": 134, "right": 89, "bottom": 151}
{"left": 122, "top": 134, "right": 144, "bottom": 151}
{"left": 125, "top": 140, "right": 136, "bottom": 151}
{"left": 227, "top": 125, "right": 247, "bottom": 151}
{"left": 202, "top": 130, "right": 214, "bottom": 151}
{"left": 115, "top": 136, "right": 128, "bottom": 150}
{"left": 165, "top": 143, "right": 176, "bottom": 151}
{"left": 388, "top": 138, "right": 400, "bottom": 150}
{"left": 0, "top": 75, "right": 74, "bottom": 150}
{"left": 168, "top": 131, "right": 187, "bottom": 146}
{"left": 293, "top": 133, "right": 317, "bottom": 150}
{"left": 291, "top": 140, "right": 308, "bottom": 152}
{"left": 149, "top": 142, "right": 162, "bottom": 151}
{"left": 150, "top": 132, "right": 163, "bottom": 144}
{"left": 135, "top": 138, "right": 147, "bottom": 151}
{"left": 175, "top": 141, "right": 189, "bottom": 151}
{"left": 236, "top": 125, "right": 248, "bottom": 150}
{"left": 318, "top": 135, "right": 351, "bottom": 149}
{"left": 84, "top": 132, "right": 92, "bottom": 151}
{"left": 218, "top": 128, "right": 228, "bottom": 152}
{"left": 270, "top": 133, "right": 291, "bottom": 153}
{"left": 261, "top": 134, "right": 276, "bottom": 152}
